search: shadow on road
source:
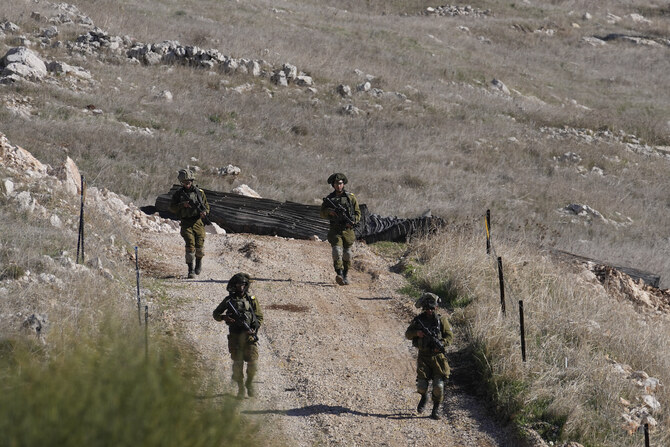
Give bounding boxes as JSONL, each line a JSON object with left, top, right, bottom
{"left": 243, "top": 404, "right": 420, "bottom": 420}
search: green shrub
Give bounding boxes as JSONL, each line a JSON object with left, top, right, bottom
{"left": 0, "top": 327, "right": 256, "bottom": 447}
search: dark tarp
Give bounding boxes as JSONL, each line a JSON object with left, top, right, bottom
{"left": 152, "top": 185, "right": 444, "bottom": 243}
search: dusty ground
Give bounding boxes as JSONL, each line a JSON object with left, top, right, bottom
{"left": 140, "top": 230, "right": 525, "bottom": 447}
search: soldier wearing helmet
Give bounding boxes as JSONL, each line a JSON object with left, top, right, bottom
{"left": 319, "top": 173, "right": 361, "bottom": 285}
{"left": 168, "top": 168, "right": 210, "bottom": 279}
{"left": 405, "top": 292, "right": 453, "bottom": 420}
{"left": 212, "top": 273, "right": 264, "bottom": 399}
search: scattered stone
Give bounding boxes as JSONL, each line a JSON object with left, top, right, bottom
{"left": 211, "top": 165, "right": 241, "bottom": 176}
{"left": 1, "top": 47, "right": 48, "bottom": 81}
{"left": 490, "top": 78, "right": 510, "bottom": 95}
{"left": 422, "top": 5, "right": 491, "bottom": 17}
{"left": 232, "top": 184, "right": 261, "bottom": 198}
{"left": 336, "top": 84, "right": 352, "bottom": 97}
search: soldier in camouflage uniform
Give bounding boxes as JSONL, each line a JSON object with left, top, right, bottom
{"left": 213, "top": 273, "right": 263, "bottom": 398}
{"left": 405, "top": 292, "right": 453, "bottom": 420}
{"left": 319, "top": 173, "right": 361, "bottom": 286}
{"left": 168, "top": 169, "right": 210, "bottom": 279}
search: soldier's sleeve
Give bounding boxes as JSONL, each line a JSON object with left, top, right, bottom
{"left": 350, "top": 193, "right": 361, "bottom": 224}
{"left": 440, "top": 315, "right": 453, "bottom": 346}
{"left": 168, "top": 189, "right": 181, "bottom": 215}
{"left": 200, "top": 189, "right": 210, "bottom": 214}
{"left": 319, "top": 198, "right": 331, "bottom": 219}
{"left": 212, "top": 298, "right": 229, "bottom": 321}
{"left": 251, "top": 295, "right": 263, "bottom": 327}
{"left": 405, "top": 318, "right": 420, "bottom": 340}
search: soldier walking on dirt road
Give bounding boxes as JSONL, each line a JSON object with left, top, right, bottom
{"left": 168, "top": 168, "right": 210, "bottom": 279}
{"left": 405, "top": 292, "right": 453, "bottom": 420}
{"left": 213, "top": 273, "right": 263, "bottom": 398}
{"left": 320, "top": 172, "right": 361, "bottom": 286}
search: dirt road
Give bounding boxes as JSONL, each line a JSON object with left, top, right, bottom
{"left": 141, "top": 231, "right": 521, "bottom": 446}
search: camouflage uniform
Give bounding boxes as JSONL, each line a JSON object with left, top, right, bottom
{"left": 319, "top": 173, "right": 361, "bottom": 285}
{"left": 213, "top": 273, "right": 264, "bottom": 398}
{"left": 168, "top": 169, "right": 210, "bottom": 278}
{"left": 405, "top": 292, "right": 453, "bottom": 420}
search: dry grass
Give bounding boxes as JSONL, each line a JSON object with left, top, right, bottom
{"left": 407, "top": 226, "right": 670, "bottom": 445}
{"left": 2, "top": 0, "right": 670, "bottom": 444}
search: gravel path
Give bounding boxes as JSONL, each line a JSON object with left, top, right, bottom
{"left": 141, "top": 231, "right": 524, "bottom": 446}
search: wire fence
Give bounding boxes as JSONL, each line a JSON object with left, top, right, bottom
{"left": 484, "top": 208, "right": 655, "bottom": 445}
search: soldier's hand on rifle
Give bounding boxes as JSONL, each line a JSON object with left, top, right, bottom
{"left": 222, "top": 315, "right": 235, "bottom": 324}
{"left": 328, "top": 210, "right": 337, "bottom": 217}
{"left": 417, "top": 330, "right": 425, "bottom": 338}
{"left": 200, "top": 211, "right": 207, "bottom": 218}
{"left": 182, "top": 201, "right": 192, "bottom": 208}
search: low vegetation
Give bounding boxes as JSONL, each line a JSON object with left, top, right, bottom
{"left": 1, "top": 0, "right": 669, "bottom": 445}
{"left": 403, "top": 226, "right": 669, "bottom": 445}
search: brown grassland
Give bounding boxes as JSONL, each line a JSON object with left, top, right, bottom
{"left": 1, "top": 0, "right": 669, "bottom": 445}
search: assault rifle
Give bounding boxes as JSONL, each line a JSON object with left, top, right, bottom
{"left": 323, "top": 196, "right": 356, "bottom": 227}
{"left": 178, "top": 189, "right": 211, "bottom": 225}
{"left": 416, "top": 318, "right": 445, "bottom": 354}
{"left": 225, "top": 300, "right": 259, "bottom": 342}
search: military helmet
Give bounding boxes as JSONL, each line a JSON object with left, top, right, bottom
{"left": 416, "top": 292, "right": 440, "bottom": 310}
{"left": 327, "top": 172, "right": 348, "bottom": 185}
{"left": 177, "top": 168, "right": 195, "bottom": 183}
{"left": 227, "top": 272, "right": 251, "bottom": 292}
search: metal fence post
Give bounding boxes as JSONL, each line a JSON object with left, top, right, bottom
{"left": 519, "top": 300, "right": 527, "bottom": 362}
{"left": 485, "top": 209, "right": 491, "bottom": 255}
{"left": 135, "top": 246, "right": 141, "bottom": 326}
{"left": 76, "top": 175, "right": 86, "bottom": 264}
{"left": 497, "top": 257, "right": 506, "bottom": 315}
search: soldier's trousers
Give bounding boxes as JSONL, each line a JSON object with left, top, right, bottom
{"left": 180, "top": 218, "right": 206, "bottom": 263}
{"left": 416, "top": 353, "right": 450, "bottom": 403}
{"left": 228, "top": 332, "right": 259, "bottom": 386}
{"left": 327, "top": 227, "right": 355, "bottom": 271}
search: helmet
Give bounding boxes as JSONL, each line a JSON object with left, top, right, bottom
{"left": 227, "top": 272, "right": 251, "bottom": 293}
{"left": 416, "top": 292, "right": 440, "bottom": 310}
{"left": 327, "top": 173, "right": 348, "bottom": 185}
{"left": 177, "top": 168, "right": 195, "bottom": 183}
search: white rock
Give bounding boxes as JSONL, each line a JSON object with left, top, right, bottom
{"left": 2, "top": 178, "right": 14, "bottom": 195}
{"left": 205, "top": 222, "right": 226, "bottom": 234}
{"left": 490, "top": 78, "right": 510, "bottom": 95}
{"left": 232, "top": 184, "right": 261, "bottom": 198}
{"left": 1, "top": 47, "right": 47, "bottom": 80}
{"left": 50, "top": 214, "right": 62, "bottom": 228}
{"left": 642, "top": 395, "right": 661, "bottom": 411}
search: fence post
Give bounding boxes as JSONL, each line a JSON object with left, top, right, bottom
{"left": 485, "top": 209, "right": 491, "bottom": 255}
{"left": 497, "top": 257, "right": 506, "bottom": 315}
{"left": 519, "top": 300, "right": 527, "bottom": 362}
{"left": 145, "top": 305, "right": 149, "bottom": 362}
{"left": 135, "top": 246, "right": 141, "bottom": 326}
{"left": 76, "top": 175, "right": 86, "bottom": 264}
{"left": 644, "top": 423, "right": 650, "bottom": 447}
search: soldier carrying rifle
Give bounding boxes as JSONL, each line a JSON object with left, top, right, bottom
{"left": 320, "top": 172, "right": 361, "bottom": 286}
{"left": 168, "top": 168, "right": 210, "bottom": 279}
{"left": 405, "top": 292, "right": 453, "bottom": 420}
{"left": 213, "top": 273, "right": 263, "bottom": 399}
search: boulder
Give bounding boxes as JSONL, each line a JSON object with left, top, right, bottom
{"left": 1, "top": 47, "right": 47, "bottom": 81}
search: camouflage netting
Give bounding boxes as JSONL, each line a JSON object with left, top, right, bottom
{"left": 153, "top": 186, "right": 444, "bottom": 243}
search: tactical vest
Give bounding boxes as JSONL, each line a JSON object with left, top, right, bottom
{"left": 229, "top": 295, "right": 258, "bottom": 332}
{"left": 173, "top": 187, "right": 204, "bottom": 219}
{"left": 327, "top": 191, "right": 355, "bottom": 224}
{"left": 413, "top": 313, "right": 443, "bottom": 351}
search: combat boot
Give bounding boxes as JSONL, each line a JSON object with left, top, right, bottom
{"left": 187, "top": 262, "right": 195, "bottom": 279}
{"left": 194, "top": 257, "right": 203, "bottom": 275}
{"left": 416, "top": 393, "right": 428, "bottom": 414}
{"left": 430, "top": 401, "right": 441, "bottom": 420}
{"left": 335, "top": 269, "right": 345, "bottom": 286}
{"left": 342, "top": 268, "right": 350, "bottom": 285}
{"left": 246, "top": 382, "right": 255, "bottom": 398}
{"left": 236, "top": 382, "right": 245, "bottom": 399}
